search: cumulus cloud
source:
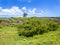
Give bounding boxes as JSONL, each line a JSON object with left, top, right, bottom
{"left": 2, "top": 6, "right": 23, "bottom": 15}
{"left": 0, "top": 6, "right": 23, "bottom": 17}
{"left": 0, "top": 7, "right": 2, "bottom": 10}
{"left": 22, "top": 7, "right": 27, "bottom": 10}
{"left": 0, "top": 6, "right": 48, "bottom": 17}
{"left": 28, "top": 8, "right": 36, "bottom": 14}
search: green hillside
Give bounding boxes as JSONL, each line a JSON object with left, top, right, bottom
{"left": 0, "top": 17, "right": 60, "bottom": 45}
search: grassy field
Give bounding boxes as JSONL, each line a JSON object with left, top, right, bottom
{"left": 0, "top": 17, "right": 60, "bottom": 45}
{"left": 0, "top": 26, "right": 60, "bottom": 45}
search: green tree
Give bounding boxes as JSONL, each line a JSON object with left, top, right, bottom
{"left": 23, "top": 13, "right": 27, "bottom": 17}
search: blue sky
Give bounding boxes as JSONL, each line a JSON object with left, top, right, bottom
{"left": 0, "top": 0, "right": 60, "bottom": 17}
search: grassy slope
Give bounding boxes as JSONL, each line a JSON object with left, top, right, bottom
{"left": 0, "top": 26, "right": 60, "bottom": 45}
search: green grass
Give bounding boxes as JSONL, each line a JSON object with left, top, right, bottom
{"left": 0, "top": 26, "right": 60, "bottom": 45}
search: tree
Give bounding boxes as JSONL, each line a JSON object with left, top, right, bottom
{"left": 23, "top": 13, "right": 27, "bottom": 17}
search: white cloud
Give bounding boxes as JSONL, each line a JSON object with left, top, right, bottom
{"left": 0, "top": 6, "right": 23, "bottom": 16}
{"left": 28, "top": 8, "right": 36, "bottom": 14}
{"left": 22, "top": 7, "right": 27, "bottom": 11}
{"left": 0, "top": 7, "right": 2, "bottom": 10}
{"left": 0, "top": 6, "right": 48, "bottom": 17}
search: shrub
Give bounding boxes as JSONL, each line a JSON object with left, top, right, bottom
{"left": 47, "top": 21, "right": 58, "bottom": 31}
{"left": 18, "top": 18, "right": 59, "bottom": 37}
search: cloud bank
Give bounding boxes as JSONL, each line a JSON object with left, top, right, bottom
{"left": 0, "top": 6, "right": 48, "bottom": 17}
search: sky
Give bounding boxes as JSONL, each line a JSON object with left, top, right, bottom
{"left": 0, "top": 0, "right": 60, "bottom": 17}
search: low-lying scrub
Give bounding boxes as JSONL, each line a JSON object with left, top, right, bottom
{"left": 18, "top": 18, "right": 59, "bottom": 37}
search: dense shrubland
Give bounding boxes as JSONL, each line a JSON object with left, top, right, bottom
{"left": 0, "top": 17, "right": 60, "bottom": 45}
{"left": 0, "top": 17, "right": 59, "bottom": 37}
{"left": 18, "top": 17, "right": 59, "bottom": 37}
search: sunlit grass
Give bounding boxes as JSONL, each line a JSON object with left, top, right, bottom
{"left": 0, "top": 26, "right": 60, "bottom": 45}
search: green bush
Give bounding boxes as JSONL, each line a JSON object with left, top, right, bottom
{"left": 18, "top": 18, "right": 59, "bottom": 37}
{"left": 47, "top": 21, "right": 58, "bottom": 31}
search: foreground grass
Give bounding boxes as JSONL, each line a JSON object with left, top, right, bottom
{"left": 0, "top": 27, "right": 60, "bottom": 45}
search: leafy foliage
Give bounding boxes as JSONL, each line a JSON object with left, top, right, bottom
{"left": 18, "top": 17, "right": 59, "bottom": 37}
{"left": 23, "top": 13, "right": 28, "bottom": 17}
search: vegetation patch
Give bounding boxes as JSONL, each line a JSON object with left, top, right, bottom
{"left": 18, "top": 18, "right": 59, "bottom": 37}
